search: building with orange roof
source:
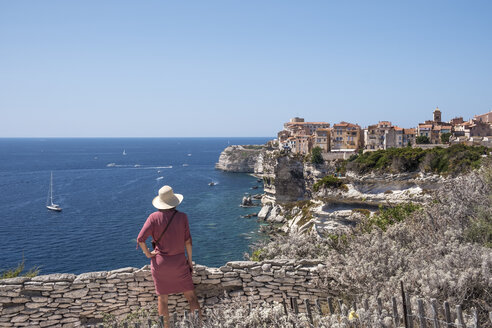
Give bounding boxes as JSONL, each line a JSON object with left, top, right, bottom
{"left": 283, "top": 118, "right": 330, "bottom": 136}
{"left": 332, "top": 121, "right": 362, "bottom": 151}
{"left": 279, "top": 117, "right": 331, "bottom": 153}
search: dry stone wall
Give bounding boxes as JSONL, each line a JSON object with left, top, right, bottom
{"left": 0, "top": 259, "right": 327, "bottom": 327}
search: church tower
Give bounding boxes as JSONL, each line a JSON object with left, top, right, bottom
{"left": 433, "top": 106, "right": 442, "bottom": 122}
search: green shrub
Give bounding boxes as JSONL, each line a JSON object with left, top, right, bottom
{"left": 352, "top": 208, "right": 371, "bottom": 217}
{"left": 311, "top": 146, "right": 324, "bottom": 164}
{"left": 416, "top": 135, "right": 430, "bottom": 144}
{"left": 250, "top": 248, "right": 265, "bottom": 261}
{"left": 281, "top": 199, "right": 312, "bottom": 211}
{"left": 441, "top": 132, "right": 451, "bottom": 143}
{"left": 345, "top": 145, "right": 489, "bottom": 175}
{"left": 313, "top": 175, "right": 347, "bottom": 192}
{"left": 0, "top": 259, "right": 39, "bottom": 280}
{"left": 359, "top": 203, "right": 421, "bottom": 232}
{"left": 465, "top": 214, "right": 492, "bottom": 248}
{"left": 296, "top": 203, "right": 314, "bottom": 227}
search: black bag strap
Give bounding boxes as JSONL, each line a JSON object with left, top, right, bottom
{"left": 154, "top": 210, "right": 178, "bottom": 245}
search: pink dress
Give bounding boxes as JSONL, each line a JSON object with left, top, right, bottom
{"left": 137, "top": 210, "right": 194, "bottom": 295}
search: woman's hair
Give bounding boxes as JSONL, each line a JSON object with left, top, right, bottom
{"left": 159, "top": 207, "right": 176, "bottom": 211}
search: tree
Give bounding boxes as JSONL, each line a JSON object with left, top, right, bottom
{"left": 416, "top": 135, "right": 430, "bottom": 144}
{"left": 441, "top": 132, "right": 452, "bottom": 143}
{"left": 311, "top": 146, "right": 324, "bottom": 164}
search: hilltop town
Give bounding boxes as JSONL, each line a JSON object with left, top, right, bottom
{"left": 276, "top": 108, "right": 492, "bottom": 156}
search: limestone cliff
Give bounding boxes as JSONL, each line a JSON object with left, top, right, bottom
{"left": 216, "top": 145, "right": 445, "bottom": 237}
{"left": 254, "top": 151, "right": 445, "bottom": 237}
{"left": 215, "top": 145, "right": 265, "bottom": 173}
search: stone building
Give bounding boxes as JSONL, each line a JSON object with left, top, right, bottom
{"left": 417, "top": 107, "right": 452, "bottom": 144}
{"left": 364, "top": 121, "right": 394, "bottom": 150}
{"left": 364, "top": 122, "right": 416, "bottom": 150}
{"left": 474, "top": 110, "right": 492, "bottom": 124}
{"left": 278, "top": 118, "right": 330, "bottom": 153}
{"left": 332, "top": 122, "right": 362, "bottom": 151}
{"left": 313, "top": 128, "right": 331, "bottom": 152}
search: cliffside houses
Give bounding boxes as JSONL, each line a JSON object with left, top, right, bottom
{"left": 276, "top": 107, "right": 492, "bottom": 156}
{"left": 364, "top": 121, "right": 416, "bottom": 150}
{"left": 416, "top": 107, "right": 453, "bottom": 144}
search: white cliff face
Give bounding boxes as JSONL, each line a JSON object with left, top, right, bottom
{"left": 215, "top": 145, "right": 265, "bottom": 172}
{"left": 317, "top": 183, "right": 431, "bottom": 205}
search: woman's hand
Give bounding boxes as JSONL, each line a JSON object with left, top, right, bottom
{"left": 146, "top": 250, "right": 159, "bottom": 258}
{"left": 187, "top": 258, "right": 194, "bottom": 274}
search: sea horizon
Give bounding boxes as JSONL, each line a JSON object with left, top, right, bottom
{"left": 0, "top": 137, "right": 275, "bottom": 140}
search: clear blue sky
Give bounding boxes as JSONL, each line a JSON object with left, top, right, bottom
{"left": 1, "top": 0, "right": 491, "bottom": 137}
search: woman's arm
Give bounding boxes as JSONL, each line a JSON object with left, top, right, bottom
{"left": 137, "top": 215, "right": 157, "bottom": 258}
{"left": 185, "top": 238, "right": 193, "bottom": 272}
{"left": 138, "top": 242, "right": 157, "bottom": 258}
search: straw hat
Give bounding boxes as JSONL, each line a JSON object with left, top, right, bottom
{"left": 152, "top": 185, "right": 183, "bottom": 209}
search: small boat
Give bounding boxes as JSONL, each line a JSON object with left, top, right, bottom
{"left": 182, "top": 164, "right": 189, "bottom": 167}
{"left": 106, "top": 163, "right": 116, "bottom": 167}
{"left": 208, "top": 182, "right": 217, "bottom": 186}
{"left": 251, "top": 185, "right": 259, "bottom": 190}
{"left": 46, "top": 172, "right": 62, "bottom": 212}
{"left": 123, "top": 149, "right": 127, "bottom": 155}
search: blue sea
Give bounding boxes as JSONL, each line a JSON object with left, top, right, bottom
{"left": 0, "top": 138, "right": 271, "bottom": 275}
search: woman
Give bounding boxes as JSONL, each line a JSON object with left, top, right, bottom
{"left": 137, "top": 185, "right": 201, "bottom": 326}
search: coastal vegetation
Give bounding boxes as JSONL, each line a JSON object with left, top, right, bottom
{"left": 311, "top": 146, "right": 324, "bottom": 164}
{"left": 312, "top": 175, "right": 348, "bottom": 192}
{"left": 357, "top": 203, "right": 421, "bottom": 232}
{"left": 0, "top": 258, "right": 39, "bottom": 280}
{"left": 416, "top": 135, "right": 431, "bottom": 144}
{"left": 344, "top": 144, "right": 489, "bottom": 175}
{"left": 441, "top": 132, "right": 452, "bottom": 143}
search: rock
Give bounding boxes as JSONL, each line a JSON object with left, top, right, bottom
{"left": 261, "top": 264, "right": 272, "bottom": 272}
{"left": 2, "top": 305, "right": 25, "bottom": 315}
{"left": 32, "top": 274, "right": 76, "bottom": 283}
{"left": 241, "top": 196, "right": 254, "bottom": 207}
{"left": 11, "top": 315, "right": 29, "bottom": 323}
{"left": 221, "top": 280, "right": 243, "bottom": 287}
{"left": 257, "top": 205, "right": 272, "bottom": 220}
{"left": 0, "top": 277, "right": 30, "bottom": 285}
{"left": 63, "top": 288, "right": 88, "bottom": 299}
{"left": 252, "top": 275, "right": 274, "bottom": 282}
{"left": 227, "top": 261, "right": 257, "bottom": 269}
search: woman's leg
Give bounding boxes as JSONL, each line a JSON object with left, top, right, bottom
{"left": 183, "top": 290, "right": 201, "bottom": 319}
{"left": 157, "top": 294, "right": 170, "bottom": 327}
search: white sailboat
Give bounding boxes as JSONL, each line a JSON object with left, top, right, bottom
{"left": 46, "top": 172, "right": 62, "bottom": 212}
{"left": 123, "top": 149, "right": 127, "bottom": 155}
